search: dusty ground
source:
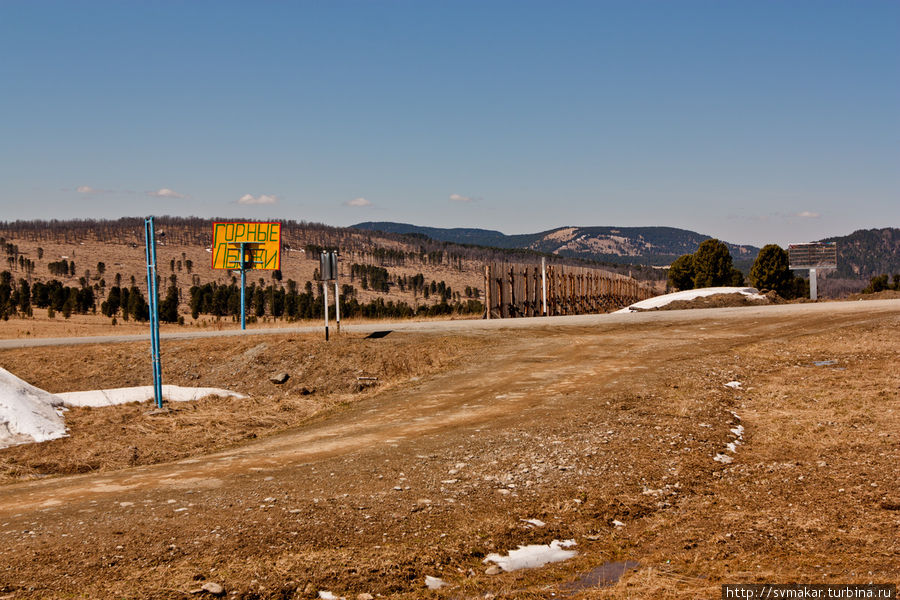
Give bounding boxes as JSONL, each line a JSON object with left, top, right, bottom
{"left": 0, "top": 301, "right": 898, "bottom": 599}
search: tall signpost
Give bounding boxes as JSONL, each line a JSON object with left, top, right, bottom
{"left": 788, "top": 242, "right": 838, "bottom": 301}
{"left": 319, "top": 251, "right": 338, "bottom": 340}
{"left": 143, "top": 217, "right": 163, "bottom": 409}
{"left": 211, "top": 222, "right": 282, "bottom": 330}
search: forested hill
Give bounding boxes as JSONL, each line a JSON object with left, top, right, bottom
{"left": 353, "top": 222, "right": 759, "bottom": 269}
{"left": 821, "top": 228, "right": 900, "bottom": 278}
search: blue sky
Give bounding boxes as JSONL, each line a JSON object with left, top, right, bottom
{"left": 1, "top": 1, "right": 897, "bottom": 247}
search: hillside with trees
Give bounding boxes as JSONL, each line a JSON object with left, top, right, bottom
{"left": 354, "top": 221, "right": 760, "bottom": 271}
{"left": 0, "top": 217, "right": 664, "bottom": 325}
{"left": 820, "top": 228, "right": 900, "bottom": 279}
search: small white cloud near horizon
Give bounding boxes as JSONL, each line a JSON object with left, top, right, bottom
{"left": 344, "top": 197, "right": 373, "bottom": 208}
{"left": 796, "top": 211, "right": 820, "bottom": 218}
{"left": 148, "top": 188, "right": 185, "bottom": 199}
{"left": 76, "top": 185, "right": 110, "bottom": 194}
{"left": 238, "top": 194, "right": 278, "bottom": 205}
{"left": 450, "top": 193, "right": 478, "bottom": 204}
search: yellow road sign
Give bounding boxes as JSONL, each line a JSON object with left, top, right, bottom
{"left": 211, "top": 221, "right": 281, "bottom": 270}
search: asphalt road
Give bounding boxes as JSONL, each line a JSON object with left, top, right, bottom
{"left": 1, "top": 298, "right": 898, "bottom": 349}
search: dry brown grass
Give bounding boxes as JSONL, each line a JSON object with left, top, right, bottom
{"left": 0, "top": 331, "right": 492, "bottom": 482}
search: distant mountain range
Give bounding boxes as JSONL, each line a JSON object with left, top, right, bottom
{"left": 352, "top": 222, "right": 760, "bottom": 271}
{"left": 353, "top": 222, "right": 900, "bottom": 278}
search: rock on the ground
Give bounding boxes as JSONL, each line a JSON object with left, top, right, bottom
{"left": 200, "top": 581, "right": 225, "bottom": 596}
{"left": 270, "top": 372, "right": 290, "bottom": 384}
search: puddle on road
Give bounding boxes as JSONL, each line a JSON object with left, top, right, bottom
{"left": 564, "top": 560, "right": 641, "bottom": 592}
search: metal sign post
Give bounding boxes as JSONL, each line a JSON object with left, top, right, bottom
{"left": 239, "top": 242, "right": 248, "bottom": 330}
{"left": 333, "top": 253, "right": 340, "bottom": 332}
{"left": 320, "top": 251, "right": 338, "bottom": 340}
{"left": 143, "top": 217, "right": 163, "bottom": 409}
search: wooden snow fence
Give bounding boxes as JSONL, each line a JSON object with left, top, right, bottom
{"left": 482, "top": 262, "right": 655, "bottom": 319}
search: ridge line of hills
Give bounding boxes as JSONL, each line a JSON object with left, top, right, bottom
{"left": 352, "top": 221, "right": 899, "bottom": 279}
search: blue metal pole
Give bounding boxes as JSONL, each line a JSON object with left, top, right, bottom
{"left": 144, "top": 217, "right": 163, "bottom": 408}
{"left": 240, "top": 242, "right": 246, "bottom": 330}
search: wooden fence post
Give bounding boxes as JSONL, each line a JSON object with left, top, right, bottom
{"left": 484, "top": 264, "right": 491, "bottom": 319}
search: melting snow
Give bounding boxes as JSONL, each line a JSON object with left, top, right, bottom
{"left": 522, "top": 518, "right": 546, "bottom": 527}
{"left": 724, "top": 381, "right": 742, "bottom": 389}
{"left": 57, "top": 385, "right": 245, "bottom": 407}
{"left": 484, "top": 540, "right": 577, "bottom": 572}
{"left": 0, "top": 367, "right": 67, "bottom": 449}
{"left": 317, "top": 592, "right": 344, "bottom": 600}
{"left": 0, "top": 366, "right": 244, "bottom": 449}
{"left": 714, "top": 414, "right": 745, "bottom": 462}
{"left": 617, "top": 287, "right": 765, "bottom": 313}
{"left": 424, "top": 576, "right": 448, "bottom": 590}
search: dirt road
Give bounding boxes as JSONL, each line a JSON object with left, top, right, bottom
{"left": 2, "top": 298, "right": 896, "bottom": 350}
{"left": 1, "top": 300, "right": 898, "bottom": 599}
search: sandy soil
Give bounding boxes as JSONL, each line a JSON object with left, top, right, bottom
{"left": 0, "top": 301, "right": 898, "bottom": 599}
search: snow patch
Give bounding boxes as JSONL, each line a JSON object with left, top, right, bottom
{"left": 318, "top": 592, "right": 344, "bottom": 600}
{"left": 724, "top": 381, "right": 742, "bottom": 389}
{"left": 57, "top": 385, "right": 246, "bottom": 407}
{"left": 1, "top": 366, "right": 246, "bottom": 449}
{"left": 714, "top": 414, "right": 745, "bottom": 463}
{"left": 0, "top": 367, "right": 67, "bottom": 449}
{"left": 617, "top": 287, "right": 764, "bottom": 313}
{"left": 522, "top": 518, "right": 545, "bottom": 527}
{"left": 484, "top": 539, "right": 577, "bottom": 572}
{"left": 424, "top": 576, "right": 448, "bottom": 590}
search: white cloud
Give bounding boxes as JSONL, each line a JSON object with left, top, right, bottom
{"left": 796, "top": 211, "right": 820, "bottom": 218}
{"left": 76, "top": 185, "right": 106, "bottom": 194}
{"left": 148, "top": 188, "right": 185, "bottom": 199}
{"left": 344, "top": 197, "right": 373, "bottom": 207}
{"left": 237, "top": 194, "right": 278, "bottom": 205}
{"left": 450, "top": 193, "right": 478, "bottom": 204}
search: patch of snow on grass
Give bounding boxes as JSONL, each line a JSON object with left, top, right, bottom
{"left": 724, "top": 381, "right": 742, "bottom": 389}
{"left": 484, "top": 539, "right": 577, "bottom": 572}
{"left": 0, "top": 367, "right": 67, "bottom": 449}
{"left": 57, "top": 385, "right": 246, "bottom": 407}
{"left": 522, "top": 518, "right": 545, "bottom": 527}
{"left": 317, "top": 592, "right": 344, "bottom": 600}
{"left": 617, "top": 287, "right": 764, "bottom": 313}
{"left": 424, "top": 576, "right": 448, "bottom": 590}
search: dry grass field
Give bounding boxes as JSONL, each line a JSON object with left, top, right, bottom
{"left": 0, "top": 301, "right": 897, "bottom": 599}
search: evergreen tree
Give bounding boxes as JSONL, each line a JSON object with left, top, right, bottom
{"left": 749, "top": 244, "right": 793, "bottom": 296}
{"left": 692, "top": 239, "right": 735, "bottom": 288}
{"left": 667, "top": 254, "right": 695, "bottom": 291}
{"left": 159, "top": 285, "right": 179, "bottom": 323}
{"left": 127, "top": 286, "right": 149, "bottom": 321}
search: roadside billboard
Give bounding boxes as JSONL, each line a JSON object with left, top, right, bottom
{"left": 211, "top": 222, "right": 281, "bottom": 270}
